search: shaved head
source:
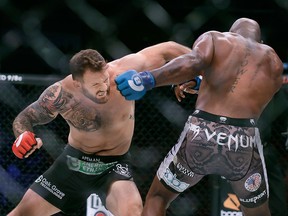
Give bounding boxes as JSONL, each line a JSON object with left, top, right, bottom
{"left": 229, "top": 18, "right": 261, "bottom": 42}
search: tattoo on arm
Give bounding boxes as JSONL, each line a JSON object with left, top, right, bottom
{"left": 13, "top": 82, "right": 66, "bottom": 137}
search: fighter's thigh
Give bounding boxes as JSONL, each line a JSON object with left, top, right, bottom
{"left": 8, "top": 189, "right": 60, "bottom": 216}
{"left": 146, "top": 176, "right": 180, "bottom": 204}
{"left": 106, "top": 180, "right": 142, "bottom": 215}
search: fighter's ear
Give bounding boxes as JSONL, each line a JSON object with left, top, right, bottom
{"left": 73, "top": 79, "right": 81, "bottom": 88}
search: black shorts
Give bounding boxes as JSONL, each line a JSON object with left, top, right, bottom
{"left": 157, "top": 110, "right": 268, "bottom": 208}
{"left": 30, "top": 145, "right": 133, "bottom": 214}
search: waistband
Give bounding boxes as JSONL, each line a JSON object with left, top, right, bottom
{"left": 64, "top": 144, "right": 130, "bottom": 163}
{"left": 191, "top": 110, "right": 257, "bottom": 127}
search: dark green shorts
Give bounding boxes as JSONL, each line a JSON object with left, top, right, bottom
{"left": 30, "top": 145, "right": 133, "bottom": 214}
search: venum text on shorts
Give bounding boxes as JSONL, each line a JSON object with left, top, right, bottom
{"left": 203, "top": 127, "right": 256, "bottom": 151}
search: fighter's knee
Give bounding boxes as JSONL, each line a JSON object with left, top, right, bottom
{"left": 124, "top": 200, "right": 143, "bottom": 216}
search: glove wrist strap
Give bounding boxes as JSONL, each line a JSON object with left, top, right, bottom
{"left": 170, "top": 76, "right": 202, "bottom": 91}
{"left": 192, "top": 76, "right": 202, "bottom": 90}
{"left": 139, "top": 71, "right": 155, "bottom": 90}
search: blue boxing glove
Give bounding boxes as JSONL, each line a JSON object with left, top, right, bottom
{"left": 171, "top": 75, "right": 202, "bottom": 93}
{"left": 115, "top": 70, "right": 155, "bottom": 100}
{"left": 192, "top": 75, "right": 202, "bottom": 90}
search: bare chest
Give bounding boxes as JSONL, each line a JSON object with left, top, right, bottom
{"left": 61, "top": 102, "right": 101, "bottom": 131}
{"left": 60, "top": 97, "right": 133, "bottom": 132}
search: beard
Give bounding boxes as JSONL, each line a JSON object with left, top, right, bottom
{"left": 82, "top": 86, "right": 110, "bottom": 104}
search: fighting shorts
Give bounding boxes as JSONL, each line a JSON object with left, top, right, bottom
{"left": 30, "top": 145, "right": 133, "bottom": 214}
{"left": 157, "top": 109, "right": 269, "bottom": 208}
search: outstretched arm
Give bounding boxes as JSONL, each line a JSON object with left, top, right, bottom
{"left": 150, "top": 33, "right": 213, "bottom": 86}
{"left": 150, "top": 52, "right": 204, "bottom": 86}
{"left": 115, "top": 33, "right": 214, "bottom": 100}
{"left": 136, "top": 41, "right": 192, "bottom": 70}
{"left": 113, "top": 41, "right": 192, "bottom": 73}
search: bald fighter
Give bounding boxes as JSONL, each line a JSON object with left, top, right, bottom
{"left": 116, "top": 18, "right": 283, "bottom": 216}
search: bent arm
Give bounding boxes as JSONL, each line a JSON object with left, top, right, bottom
{"left": 151, "top": 53, "right": 202, "bottom": 86}
{"left": 13, "top": 82, "right": 62, "bottom": 137}
{"left": 150, "top": 33, "right": 214, "bottom": 87}
{"left": 115, "top": 34, "right": 214, "bottom": 100}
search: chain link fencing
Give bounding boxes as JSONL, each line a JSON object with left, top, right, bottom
{"left": 0, "top": 75, "right": 287, "bottom": 216}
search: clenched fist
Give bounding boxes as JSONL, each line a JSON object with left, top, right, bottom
{"left": 12, "top": 131, "right": 43, "bottom": 159}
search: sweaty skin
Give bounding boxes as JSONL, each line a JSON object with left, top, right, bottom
{"left": 9, "top": 42, "right": 192, "bottom": 216}
{"left": 151, "top": 31, "right": 283, "bottom": 120}
{"left": 13, "top": 42, "right": 191, "bottom": 156}
{"left": 141, "top": 18, "right": 283, "bottom": 216}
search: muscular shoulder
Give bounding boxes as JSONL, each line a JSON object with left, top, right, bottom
{"left": 38, "top": 76, "right": 76, "bottom": 113}
{"left": 190, "top": 31, "right": 218, "bottom": 67}
{"left": 261, "top": 45, "right": 283, "bottom": 75}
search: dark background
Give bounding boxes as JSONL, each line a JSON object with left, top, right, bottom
{"left": 1, "top": 0, "right": 288, "bottom": 75}
{"left": 1, "top": 0, "right": 288, "bottom": 215}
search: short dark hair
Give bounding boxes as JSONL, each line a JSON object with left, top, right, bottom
{"left": 69, "top": 49, "right": 107, "bottom": 80}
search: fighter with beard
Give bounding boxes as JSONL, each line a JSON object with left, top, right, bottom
{"left": 8, "top": 42, "right": 192, "bottom": 216}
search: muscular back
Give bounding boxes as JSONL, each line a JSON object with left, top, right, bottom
{"left": 196, "top": 31, "right": 283, "bottom": 119}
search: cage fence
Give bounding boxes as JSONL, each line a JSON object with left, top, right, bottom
{"left": 0, "top": 74, "right": 288, "bottom": 216}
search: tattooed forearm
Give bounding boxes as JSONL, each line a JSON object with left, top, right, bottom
{"left": 12, "top": 103, "right": 56, "bottom": 137}
{"left": 12, "top": 83, "right": 64, "bottom": 137}
{"left": 13, "top": 115, "right": 33, "bottom": 137}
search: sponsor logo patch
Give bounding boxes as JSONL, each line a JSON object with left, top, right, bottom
{"left": 239, "top": 190, "right": 267, "bottom": 204}
{"left": 34, "top": 175, "right": 65, "bottom": 199}
{"left": 86, "top": 193, "right": 113, "bottom": 216}
{"left": 244, "top": 173, "right": 261, "bottom": 192}
{"left": 67, "top": 156, "right": 117, "bottom": 175}
{"left": 223, "top": 193, "right": 240, "bottom": 211}
{"left": 176, "top": 162, "right": 194, "bottom": 177}
{"left": 162, "top": 168, "right": 189, "bottom": 192}
{"left": 113, "top": 164, "right": 131, "bottom": 178}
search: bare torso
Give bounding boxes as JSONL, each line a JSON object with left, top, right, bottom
{"left": 196, "top": 31, "right": 283, "bottom": 119}
{"left": 55, "top": 65, "right": 135, "bottom": 155}
{"left": 12, "top": 42, "right": 192, "bottom": 157}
